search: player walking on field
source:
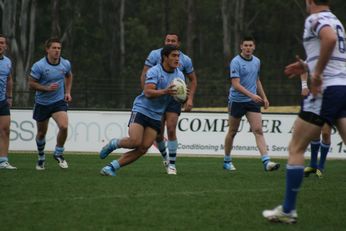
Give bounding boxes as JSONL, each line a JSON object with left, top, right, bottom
{"left": 0, "top": 34, "right": 16, "bottom": 170}
{"left": 263, "top": 0, "right": 346, "bottom": 224}
{"left": 29, "top": 37, "right": 73, "bottom": 170}
{"left": 139, "top": 33, "right": 197, "bottom": 175}
{"left": 223, "top": 36, "right": 280, "bottom": 172}
{"left": 99, "top": 45, "right": 184, "bottom": 176}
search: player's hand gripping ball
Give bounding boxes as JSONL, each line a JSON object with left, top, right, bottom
{"left": 171, "top": 78, "right": 187, "bottom": 103}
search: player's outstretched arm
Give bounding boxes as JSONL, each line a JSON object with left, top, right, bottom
{"left": 284, "top": 55, "right": 308, "bottom": 78}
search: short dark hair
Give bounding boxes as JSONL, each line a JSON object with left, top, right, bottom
{"left": 165, "top": 32, "right": 180, "bottom": 42}
{"left": 314, "top": 0, "right": 330, "bottom": 5}
{"left": 161, "top": 45, "right": 179, "bottom": 63}
{"left": 0, "top": 34, "right": 7, "bottom": 41}
{"left": 45, "top": 37, "right": 61, "bottom": 49}
{"left": 241, "top": 35, "right": 255, "bottom": 44}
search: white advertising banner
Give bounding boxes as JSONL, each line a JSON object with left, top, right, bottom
{"left": 9, "top": 110, "right": 346, "bottom": 158}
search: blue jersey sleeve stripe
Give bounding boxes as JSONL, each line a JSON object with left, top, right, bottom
{"left": 145, "top": 59, "right": 155, "bottom": 67}
{"left": 184, "top": 70, "right": 194, "bottom": 75}
{"left": 29, "top": 73, "right": 40, "bottom": 80}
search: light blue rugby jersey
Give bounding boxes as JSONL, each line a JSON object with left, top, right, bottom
{"left": 132, "top": 64, "right": 185, "bottom": 121}
{"left": 0, "top": 56, "right": 12, "bottom": 101}
{"left": 30, "top": 57, "right": 71, "bottom": 105}
{"left": 144, "top": 48, "right": 194, "bottom": 75}
{"left": 228, "top": 54, "right": 260, "bottom": 103}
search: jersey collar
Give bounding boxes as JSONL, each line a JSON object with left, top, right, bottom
{"left": 239, "top": 54, "right": 253, "bottom": 61}
{"left": 45, "top": 56, "right": 61, "bottom": 66}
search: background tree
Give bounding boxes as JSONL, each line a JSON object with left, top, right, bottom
{"left": 1, "top": 0, "right": 37, "bottom": 106}
{"left": 186, "top": 0, "right": 195, "bottom": 57}
{"left": 221, "top": 0, "right": 231, "bottom": 63}
{"left": 1, "top": 0, "right": 345, "bottom": 109}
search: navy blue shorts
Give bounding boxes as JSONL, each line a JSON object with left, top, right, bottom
{"left": 128, "top": 111, "right": 161, "bottom": 134}
{"left": 0, "top": 100, "right": 10, "bottom": 116}
{"left": 228, "top": 100, "right": 261, "bottom": 118}
{"left": 321, "top": 86, "right": 346, "bottom": 125}
{"left": 166, "top": 98, "right": 182, "bottom": 115}
{"left": 33, "top": 100, "right": 68, "bottom": 122}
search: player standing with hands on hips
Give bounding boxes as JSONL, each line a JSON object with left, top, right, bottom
{"left": 28, "top": 37, "right": 73, "bottom": 170}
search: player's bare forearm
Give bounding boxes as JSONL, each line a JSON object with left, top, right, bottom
{"left": 186, "top": 72, "right": 197, "bottom": 102}
{"left": 144, "top": 83, "right": 176, "bottom": 98}
{"left": 231, "top": 78, "right": 250, "bottom": 97}
{"left": 65, "top": 73, "right": 73, "bottom": 95}
{"left": 256, "top": 79, "right": 269, "bottom": 108}
{"left": 300, "top": 72, "right": 308, "bottom": 82}
{"left": 300, "top": 72, "right": 309, "bottom": 96}
{"left": 140, "top": 65, "right": 150, "bottom": 90}
{"left": 6, "top": 74, "right": 13, "bottom": 97}
{"left": 6, "top": 75, "right": 13, "bottom": 107}
{"left": 256, "top": 80, "right": 267, "bottom": 101}
{"left": 28, "top": 77, "right": 56, "bottom": 92}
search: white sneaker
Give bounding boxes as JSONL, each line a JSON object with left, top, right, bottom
{"left": 0, "top": 161, "right": 17, "bottom": 170}
{"left": 58, "top": 160, "right": 68, "bottom": 169}
{"left": 36, "top": 160, "right": 45, "bottom": 170}
{"left": 167, "top": 165, "right": 177, "bottom": 175}
{"left": 265, "top": 161, "right": 280, "bottom": 171}
{"left": 262, "top": 205, "right": 297, "bottom": 224}
{"left": 223, "top": 162, "right": 236, "bottom": 171}
{"left": 54, "top": 155, "right": 68, "bottom": 169}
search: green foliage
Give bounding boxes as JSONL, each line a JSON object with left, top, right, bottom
{"left": 3, "top": 0, "right": 346, "bottom": 108}
{"left": 1, "top": 153, "right": 346, "bottom": 230}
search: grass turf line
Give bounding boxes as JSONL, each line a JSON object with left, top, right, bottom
{"left": 1, "top": 153, "right": 345, "bottom": 231}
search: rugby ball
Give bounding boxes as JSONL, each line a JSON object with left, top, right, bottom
{"left": 171, "top": 78, "right": 187, "bottom": 103}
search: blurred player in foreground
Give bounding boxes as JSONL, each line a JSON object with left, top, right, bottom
{"left": 263, "top": 0, "right": 346, "bottom": 224}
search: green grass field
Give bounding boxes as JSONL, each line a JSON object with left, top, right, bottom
{"left": 1, "top": 153, "right": 345, "bottom": 231}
